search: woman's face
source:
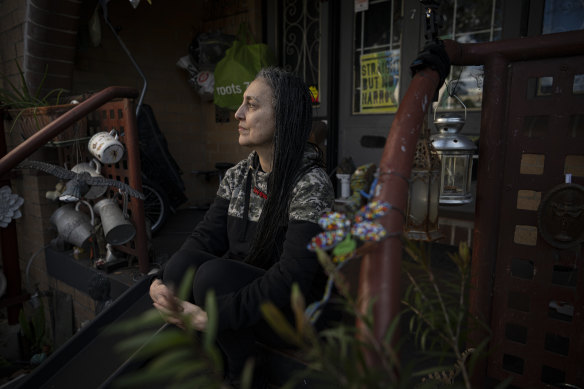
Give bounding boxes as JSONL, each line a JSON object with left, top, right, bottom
{"left": 235, "top": 78, "right": 276, "bottom": 151}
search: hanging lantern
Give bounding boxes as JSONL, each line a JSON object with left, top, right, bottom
{"left": 405, "top": 126, "right": 443, "bottom": 241}
{"left": 431, "top": 96, "right": 477, "bottom": 205}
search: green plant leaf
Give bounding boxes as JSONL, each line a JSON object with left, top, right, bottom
{"left": 0, "top": 86, "right": 23, "bottom": 107}
{"left": 260, "top": 302, "right": 302, "bottom": 346}
{"left": 290, "top": 283, "right": 306, "bottom": 336}
{"left": 18, "top": 309, "right": 32, "bottom": 343}
{"left": 239, "top": 358, "right": 255, "bottom": 389}
{"left": 383, "top": 312, "right": 401, "bottom": 345}
{"left": 105, "top": 309, "right": 165, "bottom": 335}
{"left": 146, "top": 348, "right": 198, "bottom": 371}
{"left": 117, "top": 329, "right": 192, "bottom": 360}
{"left": 42, "top": 87, "right": 66, "bottom": 106}
{"left": 203, "top": 346, "right": 224, "bottom": 374}
{"left": 31, "top": 305, "right": 46, "bottom": 348}
{"left": 315, "top": 248, "right": 336, "bottom": 275}
{"left": 33, "top": 65, "right": 49, "bottom": 102}
{"left": 203, "top": 290, "right": 218, "bottom": 350}
{"left": 113, "top": 363, "right": 192, "bottom": 388}
{"left": 15, "top": 61, "right": 32, "bottom": 102}
{"left": 113, "top": 330, "right": 166, "bottom": 355}
{"left": 467, "top": 338, "right": 490, "bottom": 375}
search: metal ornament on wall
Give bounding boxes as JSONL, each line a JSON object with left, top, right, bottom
{"left": 282, "top": 0, "right": 320, "bottom": 94}
{"left": 70, "top": 158, "right": 108, "bottom": 199}
{"left": 0, "top": 185, "right": 24, "bottom": 228}
{"left": 537, "top": 180, "right": 584, "bottom": 249}
{"left": 17, "top": 160, "right": 145, "bottom": 202}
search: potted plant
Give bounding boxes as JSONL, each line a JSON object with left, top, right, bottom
{"left": 0, "top": 61, "right": 88, "bottom": 146}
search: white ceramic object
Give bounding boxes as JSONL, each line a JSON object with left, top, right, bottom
{"left": 88, "top": 129, "right": 124, "bottom": 164}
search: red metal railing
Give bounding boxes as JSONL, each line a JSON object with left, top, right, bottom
{"left": 357, "top": 30, "right": 584, "bottom": 381}
{"left": 0, "top": 86, "right": 139, "bottom": 176}
{"left": 0, "top": 86, "right": 151, "bottom": 323}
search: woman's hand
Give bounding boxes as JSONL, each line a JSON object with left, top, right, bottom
{"left": 150, "top": 279, "right": 208, "bottom": 331}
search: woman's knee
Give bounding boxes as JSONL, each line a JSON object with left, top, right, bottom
{"left": 192, "top": 259, "right": 265, "bottom": 306}
{"left": 192, "top": 261, "right": 221, "bottom": 306}
{"left": 162, "top": 249, "right": 216, "bottom": 291}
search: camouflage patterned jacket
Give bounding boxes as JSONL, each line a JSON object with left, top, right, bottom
{"left": 182, "top": 147, "right": 334, "bottom": 330}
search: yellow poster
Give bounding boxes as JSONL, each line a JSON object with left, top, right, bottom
{"left": 359, "top": 51, "right": 399, "bottom": 113}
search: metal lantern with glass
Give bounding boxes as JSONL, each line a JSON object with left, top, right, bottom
{"left": 431, "top": 95, "right": 477, "bottom": 205}
{"left": 405, "top": 124, "right": 443, "bottom": 241}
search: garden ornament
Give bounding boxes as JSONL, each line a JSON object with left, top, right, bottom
{"left": 18, "top": 160, "right": 145, "bottom": 202}
{"left": 93, "top": 192, "right": 136, "bottom": 245}
{"left": 46, "top": 181, "right": 66, "bottom": 201}
{"left": 70, "top": 158, "right": 108, "bottom": 199}
{"left": 305, "top": 201, "right": 395, "bottom": 323}
{"left": 50, "top": 201, "right": 95, "bottom": 250}
{"left": 0, "top": 185, "right": 24, "bottom": 228}
{"left": 88, "top": 129, "right": 125, "bottom": 164}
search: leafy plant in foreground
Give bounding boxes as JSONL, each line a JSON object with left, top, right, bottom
{"left": 261, "top": 206, "right": 494, "bottom": 388}
{"left": 401, "top": 240, "right": 493, "bottom": 388}
{"left": 106, "top": 205, "right": 497, "bottom": 388}
{"left": 105, "top": 268, "right": 251, "bottom": 389}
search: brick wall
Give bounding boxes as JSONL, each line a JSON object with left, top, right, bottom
{"left": 0, "top": 0, "right": 26, "bottom": 85}
{"left": 24, "top": 0, "right": 82, "bottom": 93}
{"left": 0, "top": 0, "right": 81, "bottom": 94}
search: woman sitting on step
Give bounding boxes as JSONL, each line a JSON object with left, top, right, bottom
{"left": 149, "top": 66, "right": 334, "bottom": 386}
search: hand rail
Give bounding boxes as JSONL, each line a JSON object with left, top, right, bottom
{"left": 0, "top": 86, "right": 140, "bottom": 324}
{"left": 356, "top": 68, "right": 441, "bottom": 368}
{"left": 0, "top": 86, "right": 139, "bottom": 177}
{"left": 356, "top": 28, "right": 584, "bottom": 372}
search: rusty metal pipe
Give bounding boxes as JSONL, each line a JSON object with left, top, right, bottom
{"left": 0, "top": 86, "right": 139, "bottom": 178}
{"left": 443, "top": 30, "right": 584, "bottom": 65}
{"left": 467, "top": 54, "right": 510, "bottom": 388}
{"left": 119, "top": 99, "right": 149, "bottom": 274}
{"left": 0, "top": 86, "right": 140, "bottom": 324}
{"left": 357, "top": 28, "right": 584, "bottom": 373}
{"left": 357, "top": 69, "right": 441, "bottom": 365}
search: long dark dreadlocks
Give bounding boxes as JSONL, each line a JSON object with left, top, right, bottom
{"left": 244, "top": 67, "right": 319, "bottom": 269}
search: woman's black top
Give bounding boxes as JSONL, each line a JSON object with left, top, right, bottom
{"left": 182, "top": 149, "right": 334, "bottom": 330}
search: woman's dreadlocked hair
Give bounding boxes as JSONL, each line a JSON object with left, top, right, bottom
{"left": 244, "top": 67, "right": 317, "bottom": 269}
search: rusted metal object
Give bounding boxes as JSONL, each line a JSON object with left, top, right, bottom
{"left": 358, "top": 29, "right": 584, "bottom": 384}
{"left": 0, "top": 87, "right": 152, "bottom": 310}
{"left": 0, "top": 86, "right": 139, "bottom": 178}
{"left": 446, "top": 31, "right": 584, "bottom": 387}
{"left": 465, "top": 53, "right": 510, "bottom": 388}
{"left": 357, "top": 69, "right": 440, "bottom": 364}
{"left": 90, "top": 98, "right": 149, "bottom": 274}
{"left": 122, "top": 98, "right": 149, "bottom": 273}
{"left": 485, "top": 54, "right": 583, "bottom": 388}
{"left": 443, "top": 30, "right": 584, "bottom": 65}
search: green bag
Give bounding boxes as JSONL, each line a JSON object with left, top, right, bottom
{"left": 213, "top": 24, "right": 275, "bottom": 110}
